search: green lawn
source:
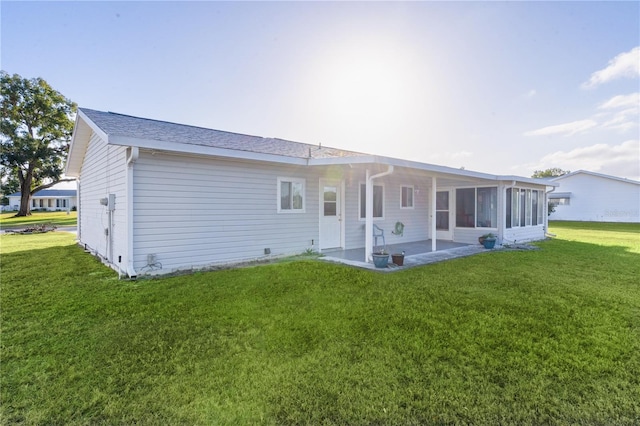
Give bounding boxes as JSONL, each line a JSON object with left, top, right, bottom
{"left": 2, "top": 222, "right": 639, "bottom": 424}
{"left": 0, "top": 211, "right": 77, "bottom": 229}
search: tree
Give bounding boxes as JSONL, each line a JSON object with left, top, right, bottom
{"left": 531, "top": 168, "right": 570, "bottom": 216}
{"left": 1, "top": 71, "right": 77, "bottom": 216}
{"left": 531, "top": 168, "right": 570, "bottom": 179}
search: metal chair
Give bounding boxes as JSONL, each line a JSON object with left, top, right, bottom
{"left": 373, "top": 224, "right": 385, "bottom": 248}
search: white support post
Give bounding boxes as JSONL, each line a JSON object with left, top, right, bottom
{"left": 364, "top": 165, "right": 394, "bottom": 262}
{"left": 364, "top": 169, "right": 373, "bottom": 262}
{"left": 431, "top": 175, "right": 437, "bottom": 252}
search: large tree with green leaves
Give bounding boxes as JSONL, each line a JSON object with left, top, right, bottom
{"left": 531, "top": 168, "right": 570, "bottom": 179}
{"left": 1, "top": 71, "right": 77, "bottom": 216}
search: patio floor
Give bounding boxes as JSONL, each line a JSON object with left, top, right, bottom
{"left": 321, "top": 239, "right": 493, "bottom": 271}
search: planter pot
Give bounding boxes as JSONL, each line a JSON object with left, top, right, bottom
{"left": 372, "top": 253, "right": 390, "bottom": 268}
{"left": 391, "top": 254, "right": 405, "bottom": 266}
{"left": 482, "top": 238, "right": 497, "bottom": 249}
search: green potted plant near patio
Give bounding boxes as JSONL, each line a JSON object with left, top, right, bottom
{"left": 372, "top": 248, "right": 390, "bottom": 268}
{"left": 479, "top": 233, "right": 497, "bottom": 249}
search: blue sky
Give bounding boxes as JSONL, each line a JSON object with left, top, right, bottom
{"left": 2, "top": 1, "right": 639, "bottom": 180}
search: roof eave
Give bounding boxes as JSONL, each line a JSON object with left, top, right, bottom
{"left": 65, "top": 110, "right": 109, "bottom": 177}
{"left": 552, "top": 170, "right": 640, "bottom": 185}
{"left": 108, "top": 135, "right": 309, "bottom": 166}
{"left": 309, "top": 155, "right": 556, "bottom": 186}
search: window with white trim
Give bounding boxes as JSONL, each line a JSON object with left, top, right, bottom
{"left": 455, "top": 187, "right": 497, "bottom": 228}
{"left": 507, "top": 188, "right": 544, "bottom": 228}
{"left": 359, "top": 183, "right": 384, "bottom": 219}
{"left": 549, "top": 197, "right": 570, "bottom": 206}
{"left": 400, "top": 185, "right": 414, "bottom": 209}
{"left": 277, "top": 177, "right": 305, "bottom": 213}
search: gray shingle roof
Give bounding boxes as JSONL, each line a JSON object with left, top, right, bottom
{"left": 81, "top": 108, "right": 366, "bottom": 160}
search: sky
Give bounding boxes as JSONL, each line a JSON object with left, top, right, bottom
{"left": 2, "top": 1, "right": 639, "bottom": 181}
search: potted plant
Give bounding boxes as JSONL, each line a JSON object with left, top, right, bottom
{"left": 372, "top": 249, "right": 390, "bottom": 268}
{"left": 391, "top": 251, "right": 405, "bottom": 266}
{"left": 479, "top": 233, "right": 497, "bottom": 249}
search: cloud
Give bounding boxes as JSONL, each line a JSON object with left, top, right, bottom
{"left": 596, "top": 92, "right": 640, "bottom": 132}
{"left": 523, "top": 89, "right": 537, "bottom": 99}
{"left": 524, "top": 119, "right": 598, "bottom": 137}
{"left": 599, "top": 92, "right": 640, "bottom": 109}
{"left": 526, "top": 92, "right": 639, "bottom": 137}
{"left": 600, "top": 108, "right": 639, "bottom": 132}
{"left": 581, "top": 46, "right": 640, "bottom": 89}
{"left": 532, "top": 140, "right": 640, "bottom": 180}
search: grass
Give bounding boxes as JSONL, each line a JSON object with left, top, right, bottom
{"left": 2, "top": 222, "right": 639, "bottom": 424}
{"left": 0, "top": 211, "right": 77, "bottom": 229}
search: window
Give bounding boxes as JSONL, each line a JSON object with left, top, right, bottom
{"left": 507, "top": 188, "right": 544, "bottom": 227}
{"left": 519, "top": 189, "right": 526, "bottom": 227}
{"left": 532, "top": 191, "right": 538, "bottom": 226}
{"left": 549, "top": 197, "right": 570, "bottom": 206}
{"left": 476, "top": 187, "right": 497, "bottom": 228}
{"left": 400, "top": 186, "right": 414, "bottom": 209}
{"left": 525, "top": 190, "right": 532, "bottom": 226}
{"left": 436, "top": 191, "right": 449, "bottom": 230}
{"left": 277, "top": 178, "right": 305, "bottom": 213}
{"left": 511, "top": 188, "right": 520, "bottom": 228}
{"left": 359, "top": 183, "right": 384, "bottom": 219}
{"left": 323, "top": 186, "right": 337, "bottom": 216}
{"left": 506, "top": 189, "right": 512, "bottom": 229}
{"left": 456, "top": 188, "right": 476, "bottom": 227}
{"left": 456, "top": 187, "right": 498, "bottom": 228}
{"left": 48, "top": 199, "right": 53, "bottom": 208}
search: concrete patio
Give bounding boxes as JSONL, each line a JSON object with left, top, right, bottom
{"left": 320, "top": 239, "right": 494, "bottom": 272}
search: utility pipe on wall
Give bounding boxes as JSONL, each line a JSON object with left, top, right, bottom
{"left": 126, "top": 147, "right": 139, "bottom": 279}
{"left": 545, "top": 184, "right": 557, "bottom": 236}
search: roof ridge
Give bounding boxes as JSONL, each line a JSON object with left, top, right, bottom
{"left": 81, "top": 107, "right": 354, "bottom": 152}
{"left": 552, "top": 169, "right": 640, "bottom": 185}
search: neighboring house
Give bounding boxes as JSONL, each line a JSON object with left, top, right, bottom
{"left": 549, "top": 170, "right": 640, "bottom": 223}
{"left": 65, "top": 108, "right": 555, "bottom": 277}
{"left": 7, "top": 189, "right": 77, "bottom": 212}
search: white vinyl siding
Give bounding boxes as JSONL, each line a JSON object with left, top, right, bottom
{"left": 549, "top": 173, "right": 639, "bottom": 223}
{"left": 344, "top": 168, "right": 428, "bottom": 249}
{"left": 132, "top": 152, "right": 321, "bottom": 272}
{"left": 77, "top": 132, "right": 128, "bottom": 268}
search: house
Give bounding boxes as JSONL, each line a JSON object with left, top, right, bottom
{"left": 549, "top": 170, "right": 640, "bottom": 223}
{"left": 7, "top": 189, "right": 77, "bottom": 212}
{"left": 65, "top": 108, "right": 555, "bottom": 277}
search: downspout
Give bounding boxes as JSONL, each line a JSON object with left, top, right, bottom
{"left": 126, "top": 147, "right": 139, "bottom": 278}
{"left": 77, "top": 180, "right": 81, "bottom": 242}
{"left": 365, "top": 165, "right": 394, "bottom": 262}
{"left": 545, "top": 184, "right": 557, "bottom": 237}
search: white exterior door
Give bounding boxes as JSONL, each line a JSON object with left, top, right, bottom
{"left": 435, "top": 190, "right": 453, "bottom": 240}
{"left": 320, "top": 180, "right": 343, "bottom": 249}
